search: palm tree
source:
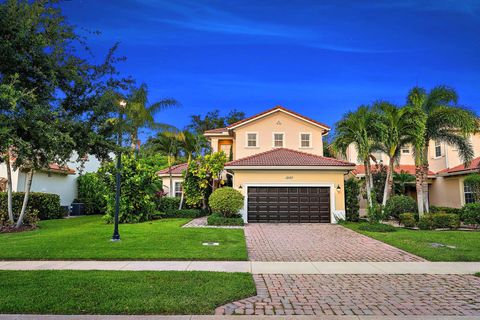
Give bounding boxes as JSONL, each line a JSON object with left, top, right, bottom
{"left": 333, "top": 106, "right": 381, "bottom": 207}
{"left": 374, "top": 102, "right": 425, "bottom": 206}
{"left": 393, "top": 170, "right": 415, "bottom": 195}
{"left": 124, "top": 83, "right": 179, "bottom": 152}
{"left": 177, "top": 130, "right": 202, "bottom": 162}
{"left": 407, "top": 86, "right": 477, "bottom": 215}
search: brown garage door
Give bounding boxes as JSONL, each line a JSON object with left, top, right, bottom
{"left": 247, "top": 186, "right": 331, "bottom": 223}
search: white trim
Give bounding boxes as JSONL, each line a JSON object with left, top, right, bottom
{"left": 204, "top": 132, "right": 230, "bottom": 137}
{"left": 272, "top": 132, "right": 285, "bottom": 148}
{"left": 228, "top": 108, "right": 330, "bottom": 132}
{"left": 299, "top": 132, "right": 312, "bottom": 149}
{"left": 245, "top": 131, "right": 259, "bottom": 148}
{"left": 225, "top": 165, "right": 355, "bottom": 171}
{"left": 240, "top": 183, "right": 337, "bottom": 224}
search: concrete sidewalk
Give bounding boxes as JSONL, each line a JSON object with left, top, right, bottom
{"left": 0, "top": 315, "right": 478, "bottom": 319}
{"left": 0, "top": 260, "right": 479, "bottom": 274}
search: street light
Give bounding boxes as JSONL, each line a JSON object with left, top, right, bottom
{"left": 112, "top": 99, "right": 126, "bottom": 242}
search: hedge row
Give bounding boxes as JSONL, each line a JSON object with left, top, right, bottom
{"left": 0, "top": 192, "right": 62, "bottom": 220}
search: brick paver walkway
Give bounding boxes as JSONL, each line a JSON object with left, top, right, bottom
{"left": 245, "top": 223, "right": 425, "bottom": 261}
{"left": 216, "top": 274, "right": 480, "bottom": 316}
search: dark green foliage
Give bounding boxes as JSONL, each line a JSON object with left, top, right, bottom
{"left": 1, "top": 209, "right": 38, "bottom": 229}
{"left": 418, "top": 215, "right": 434, "bottom": 230}
{"left": 99, "top": 155, "right": 162, "bottom": 223}
{"left": 358, "top": 223, "right": 397, "bottom": 232}
{"left": 77, "top": 173, "right": 107, "bottom": 215}
{"left": 461, "top": 203, "right": 480, "bottom": 228}
{"left": 345, "top": 178, "right": 360, "bottom": 222}
{"left": 464, "top": 173, "right": 480, "bottom": 202}
{"left": 164, "top": 209, "right": 204, "bottom": 218}
{"left": 207, "top": 213, "right": 244, "bottom": 226}
{"left": 399, "top": 212, "right": 416, "bottom": 228}
{"left": 419, "top": 213, "right": 460, "bottom": 230}
{"left": 430, "top": 206, "right": 461, "bottom": 215}
{"left": 372, "top": 164, "right": 387, "bottom": 204}
{"left": 0, "top": 192, "right": 61, "bottom": 220}
{"left": 384, "top": 195, "right": 417, "bottom": 220}
{"left": 393, "top": 171, "right": 415, "bottom": 195}
{"left": 208, "top": 187, "right": 244, "bottom": 217}
{"left": 157, "top": 197, "right": 181, "bottom": 213}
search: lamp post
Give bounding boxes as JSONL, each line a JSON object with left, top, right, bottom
{"left": 112, "top": 99, "right": 126, "bottom": 242}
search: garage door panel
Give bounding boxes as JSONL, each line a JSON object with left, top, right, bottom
{"left": 248, "top": 186, "right": 331, "bottom": 223}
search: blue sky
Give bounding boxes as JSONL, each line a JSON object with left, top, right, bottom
{"left": 62, "top": 0, "right": 480, "bottom": 137}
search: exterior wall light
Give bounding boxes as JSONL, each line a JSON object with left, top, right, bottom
{"left": 336, "top": 185, "right": 341, "bottom": 192}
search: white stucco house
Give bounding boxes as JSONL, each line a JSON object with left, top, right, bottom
{"left": 0, "top": 153, "right": 102, "bottom": 207}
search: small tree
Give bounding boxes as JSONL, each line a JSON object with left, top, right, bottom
{"left": 345, "top": 178, "right": 360, "bottom": 222}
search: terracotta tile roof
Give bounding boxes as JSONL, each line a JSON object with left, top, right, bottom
{"left": 204, "top": 127, "right": 228, "bottom": 134}
{"left": 352, "top": 164, "right": 435, "bottom": 176}
{"left": 47, "top": 163, "right": 76, "bottom": 175}
{"left": 227, "top": 106, "right": 331, "bottom": 131}
{"left": 156, "top": 163, "right": 188, "bottom": 176}
{"left": 225, "top": 148, "right": 355, "bottom": 168}
{"left": 437, "top": 157, "right": 480, "bottom": 175}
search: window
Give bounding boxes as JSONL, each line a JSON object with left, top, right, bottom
{"left": 435, "top": 141, "right": 442, "bottom": 158}
{"left": 273, "top": 133, "right": 284, "bottom": 147}
{"left": 174, "top": 181, "right": 183, "bottom": 198}
{"left": 464, "top": 182, "right": 475, "bottom": 204}
{"left": 401, "top": 147, "right": 410, "bottom": 154}
{"left": 246, "top": 133, "right": 257, "bottom": 147}
{"left": 300, "top": 133, "right": 311, "bottom": 148}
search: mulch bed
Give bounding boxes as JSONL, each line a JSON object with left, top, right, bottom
{"left": 0, "top": 225, "right": 37, "bottom": 233}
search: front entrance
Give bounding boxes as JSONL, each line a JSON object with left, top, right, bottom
{"left": 247, "top": 186, "right": 331, "bottom": 223}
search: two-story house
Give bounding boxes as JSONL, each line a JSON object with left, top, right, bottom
{"left": 157, "top": 106, "right": 355, "bottom": 223}
{"left": 344, "top": 133, "right": 480, "bottom": 210}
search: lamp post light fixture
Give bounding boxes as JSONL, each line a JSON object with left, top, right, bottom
{"left": 112, "top": 99, "right": 127, "bottom": 242}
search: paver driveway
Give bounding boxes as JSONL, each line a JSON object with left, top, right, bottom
{"left": 217, "top": 274, "right": 480, "bottom": 316}
{"left": 245, "top": 223, "right": 424, "bottom": 262}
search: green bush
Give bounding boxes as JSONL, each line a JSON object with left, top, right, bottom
{"left": 430, "top": 206, "right": 461, "bottom": 215}
{"left": 0, "top": 192, "right": 61, "bottom": 220}
{"left": 164, "top": 209, "right": 204, "bottom": 218}
{"left": 432, "top": 212, "right": 460, "bottom": 229}
{"left": 157, "top": 197, "right": 181, "bottom": 213}
{"left": 208, "top": 187, "right": 244, "bottom": 217}
{"left": 399, "top": 212, "right": 416, "bottom": 228}
{"left": 99, "top": 154, "right": 162, "bottom": 224}
{"left": 207, "top": 213, "right": 244, "bottom": 226}
{"left": 358, "top": 223, "right": 397, "bottom": 232}
{"left": 345, "top": 178, "right": 360, "bottom": 222}
{"left": 461, "top": 203, "right": 480, "bottom": 228}
{"left": 418, "top": 215, "right": 434, "bottom": 230}
{"left": 384, "top": 195, "right": 417, "bottom": 220}
{"left": 1, "top": 208, "right": 39, "bottom": 229}
{"left": 77, "top": 173, "right": 107, "bottom": 215}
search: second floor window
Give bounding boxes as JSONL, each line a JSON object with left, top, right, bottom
{"left": 435, "top": 141, "right": 442, "bottom": 157}
{"left": 273, "top": 133, "right": 284, "bottom": 147}
{"left": 247, "top": 133, "right": 257, "bottom": 147}
{"left": 300, "top": 133, "right": 311, "bottom": 148}
{"left": 401, "top": 147, "right": 410, "bottom": 154}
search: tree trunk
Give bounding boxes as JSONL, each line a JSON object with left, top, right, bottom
{"left": 382, "top": 157, "right": 395, "bottom": 207}
{"left": 422, "top": 145, "right": 430, "bottom": 213}
{"left": 15, "top": 169, "right": 34, "bottom": 228}
{"left": 178, "top": 190, "right": 184, "bottom": 210}
{"left": 364, "top": 160, "right": 373, "bottom": 207}
{"left": 5, "top": 154, "right": 14, "bottom": 222}
{"left": 130, "top": 130, "right": 137, "bottom": 151}
{"left": 415, "top": 165, "right": 424, "bottom": 217}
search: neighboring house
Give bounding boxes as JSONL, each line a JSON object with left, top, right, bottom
{"left": 343, "top": 134, "right": 480, "bottom": 209}
{"left": 158, "top": 106, "right": 355, "bottom": 223}
{"left": 157, "top": 163, "right": 188, "bottom": 197}
{"left": 0, "top": 153, "right": 102, "bottom": 207}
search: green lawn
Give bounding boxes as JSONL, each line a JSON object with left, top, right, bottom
{"left": 343, "top": 222, "right": 480, "bottom": 261}
{"left": 0, "top": 270, "right": 255, "bottom": 315}
{"left": 0, "top": 216, "right": 247, "bottom": 260}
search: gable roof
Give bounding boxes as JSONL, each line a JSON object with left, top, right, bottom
{"left": 156, "top": 163, "right": 188, "bottom": 176}
{"left": 225, "top": 148, "right": 354, "bottom": 169}
{"left": 437, "top": 157, "right": 480, "bottom": 176}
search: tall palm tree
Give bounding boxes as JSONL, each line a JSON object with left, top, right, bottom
{"left": 407, "top": 86, "right": 477, "bottom": 215}
{"left": 374, "top": 102, "right": 425, "bottom": 206}
{"left": 333, "top": 106, "right": 381, "bottom": 207}
{"left": 177, "top": 130, "right": 202, "bottom": 162}
{"left": 124, "top": 83, "right": 179, "bottom": 152}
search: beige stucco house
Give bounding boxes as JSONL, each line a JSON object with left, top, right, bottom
{"left": 158, "top": 106, "right": 355, "bottom": 223}
{"left": 344, "top": 134, "right": 480, "bottom": 210}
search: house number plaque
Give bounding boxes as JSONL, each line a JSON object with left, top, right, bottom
{"left": 285, "top": 176, "right": 294, "bottom": 179}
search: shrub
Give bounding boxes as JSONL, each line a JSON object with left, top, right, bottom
{"left": 430, "top": 206, "right": 461, "bottom": 215}
{"left": 208, "top": 187, "right": 244, "bottom": 217}
{"left": 461, "top": 203, "right": 480, "bottom": 228}
{"left": 358, "top": 223, "right": 397, "bottom": 232}
{"left": 384, "top": 195, "right": 417, "bottom": 220}
{"left": 157, "top": 197, "right": 181, "bottom": 213}
{"left": 77, "top": 173, "right": 107, "bottom": 215}
{"left": 99, "top": 154, "right": 162, "bottom": 224}
{"left": 418, "top": 215, "right": 434, "bottom": 230}
{"left": 345, "top": 178, "right": 360, "bottom": 222}
{"left": 164, "top": 209, "right": 204, "bottom": 218}
{"left": 1, "top": 208, "right": 39, "bottom": 229}
{"left": 207, "top": 213, "right": 244, "bottom": 226}
{"left": 399, "top": 212, "right": 416, "bottom": 228}
{"left": 0, "top": 192, "right": 61, "bottom": 220}
{"left": 432, "top": 212, "right": 460, "bottom": 229}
